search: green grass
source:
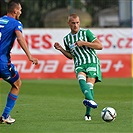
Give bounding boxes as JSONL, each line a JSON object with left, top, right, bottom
{"left": 0, "top": 78, "right": 132, "bottom": 133}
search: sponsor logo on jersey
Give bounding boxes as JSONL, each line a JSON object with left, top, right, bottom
{"left": 86, "top": 67, "right": 96, "bottom": 72}
{"left": 69, "top": 43, "right": 76, "bottom": 49}
{"left": 0, "top": 19, "right": 9, "bottom": 24}
{"left": 0, "top": 25, "right": 4, "bottom": 28}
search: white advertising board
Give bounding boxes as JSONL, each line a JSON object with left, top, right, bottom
{"left": 12, "top": 28, "right": 132, "bottom": 55}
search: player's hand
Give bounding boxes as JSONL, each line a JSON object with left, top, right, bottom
{"left": 76, "top": 41, "right": 85, "bottom": 47}
{"left": 54, "top": 42, "right": 63, "bottom": 51}
{"left": 29, "top": 57, "right": 38, "bottom": 65}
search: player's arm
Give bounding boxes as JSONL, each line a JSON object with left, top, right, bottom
{"left": 15, "top": 30, "right": 38, "bottom": 65}
{"left": 76, "top": 39, "right": 103, "bottom": 50}
{"left": 54, "top": 42, "right": 73, "bottom": 59}
{"left": 76, "top": 29, "right": 103, "bottom": 50}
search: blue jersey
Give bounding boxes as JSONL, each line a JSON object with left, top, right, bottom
{"left": 0, "top": 15, "right": 23, "bottom": 63}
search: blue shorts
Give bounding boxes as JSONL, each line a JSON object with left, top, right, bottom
{"left": 0, "top": 62, "right": 19, "bottom": 85}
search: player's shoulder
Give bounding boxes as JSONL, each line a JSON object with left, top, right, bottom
{"left": 8, "top": 16, "right": 23, "bottom": 31}
{"left": 16, "top": 20, "right": 22, "bottom": 25}
{"left": 80, "top": 28, "right": 92, "bottom": 33}
{"left": 63, "top": 32, "right": 71, "bottom": 40}
{"left": 10, "top": 17, "right": 23, "bottom": 30}
{"left": 1, "top": 16, "right": 22, "bottom": 25}
{"left": 0, "top": 16, "right": 9, "bottom": 24}
{"left": 80, "top": 28, "right": 88, "bottom": 31}
{"left": 14, "top": 19, "right": 22, "bottom": 26}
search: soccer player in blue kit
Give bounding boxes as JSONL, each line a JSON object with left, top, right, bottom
{"left": 0, "top": 0, "right": 38, "bottom": 124}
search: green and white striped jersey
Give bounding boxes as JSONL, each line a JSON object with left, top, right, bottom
{"left": 63, "top": 28, "right": 100, "bottom": 67}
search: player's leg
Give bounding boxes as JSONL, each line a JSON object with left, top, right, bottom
{"left": 2, "top": 78, "right": 21, "bottom": 120}
{"left": 75, "top": 65, "right": 98, "bottom": 121}
{"left": 77, "top": 72, "right": 93, "bottom": 100}
{"left": 82, "top": 77, "right": 97, "bottom": 109}
{"left": 77, "top": 72, "right": 97, "bottom": 109}
{"left": 75, "top": 66, "right": 94, "bottom": 101}
{"left": 83, "top": 63, "right": 102, "bottom": 109}
{"left": 85, "top": 82, "right": 94, "bottom": 115}
{"left": 0, "top": 63, "right": 21, "bottom": 124}
{"left": 84, "top": 63, "right": 102, "bottom": 120}
{"left": 87, "top": 82, "right": 94, "bottom": 98}
{"left": 84, "top": 78, "right": 96, "bottom": 120}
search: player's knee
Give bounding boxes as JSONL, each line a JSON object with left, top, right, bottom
{"left": 18, "top": 79, "right": 22, "bottom": 88}
{"left": 14, "top": 78, "right": 22, "bottom": 90}
{"left": 77, "top": 74, "right": 86, "bottom": 81}
{"left": 18, "top": 79, "right": 22, "bottom": 89}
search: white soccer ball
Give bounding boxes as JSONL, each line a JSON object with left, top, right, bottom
{"left": 101, "top": 107, "right": 117, "bottom": 122}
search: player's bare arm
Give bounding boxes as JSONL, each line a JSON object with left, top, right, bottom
{"left": 76, "top": 39, "right": 103, "bottom": 50}
{"left": 15, "top": 30, "right": 38, "bottom": 65}
{"left": 54, "top": 42, "right": 73, "bottom": 59}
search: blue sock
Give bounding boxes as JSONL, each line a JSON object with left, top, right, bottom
{"left": 2, "top": 93, "right": 18, "bottom": 119}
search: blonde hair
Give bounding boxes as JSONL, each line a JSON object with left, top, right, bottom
{"left": 68, "top": 13, "right": 79, "bottom": 22}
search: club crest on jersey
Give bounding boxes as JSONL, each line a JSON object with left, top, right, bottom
{"left": 79, "top": 36, "right": 84, "bottom": 41}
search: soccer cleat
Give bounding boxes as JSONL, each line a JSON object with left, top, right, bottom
{"left": 83, "top": 99, "right": 98, "bottom": 109}
{"left": 84, "top": 114, "right": 91, "bottom": 121}
{"left": 0, "top": 116, "right": 15, "bottom": 124}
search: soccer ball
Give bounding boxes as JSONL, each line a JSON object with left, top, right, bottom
{"left": 101, "top": 107, "right": 117, "bottom": 122}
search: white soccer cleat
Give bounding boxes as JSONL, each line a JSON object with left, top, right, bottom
{"left": 84, "top": 115, "right": 91, "bottom": 121}
{"left": 83, "top": 99, "right": 98, "bottom": 109}
{"left": 0, "top": 116, "right": 15, "bottom": 124}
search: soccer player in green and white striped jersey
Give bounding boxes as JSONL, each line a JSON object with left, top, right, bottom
{"left": 54, "top": 13, "right": 103, "bottom": 121}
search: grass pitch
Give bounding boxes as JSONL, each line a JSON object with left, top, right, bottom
{"left": 0, "top": 78, "right": 132, "bottom": 133}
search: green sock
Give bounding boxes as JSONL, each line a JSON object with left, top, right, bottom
{"left": 79, "top": 79, "right": 93, "bottom": 100}
{"left": 78, "top": 75, "right": 94, "bottom": 116}
{"left": 87, "top": 82, "right": 94, "bottom": 99}
{"left": 91, "top": 89, "right": 94, "bottom": 98}
{"left": 86, "top": 106, "right": 91, "bottom": 116}
{"left": 86, "top": 82, "right": 94, "bottom": 115}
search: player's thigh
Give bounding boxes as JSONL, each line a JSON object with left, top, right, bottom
{"left": 86, "top": 63, "right": 102, "bottom": 83}
{"left": 86, "top": 77, "right": 96, "bottom": 84}
{"left": 75, "top": 64, "right": 86, "bottom": 77}
{"left": 0, "top": 63, "right": 20, "bottom": 85}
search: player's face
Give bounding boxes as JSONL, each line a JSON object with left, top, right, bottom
{"left": 68, "top": 16, "right": 80, "bottom": 34}
{"left": 15, "top": 4, "right": 22, "bottom": 20}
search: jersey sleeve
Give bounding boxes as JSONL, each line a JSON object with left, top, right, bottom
{"left": 15, "top": 21, "right": 23, "bottom": 33}
{"left": 63, "top": 38, "right": 70, "bottom": 51}
{"left": 86, "top": 29, "right": 97, "bottom": 42}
